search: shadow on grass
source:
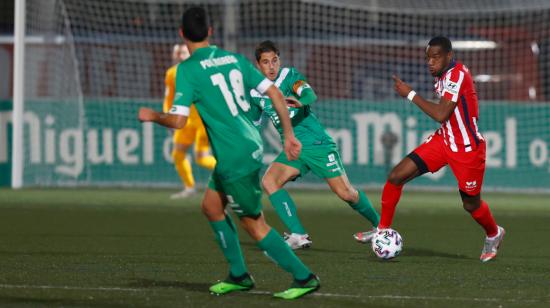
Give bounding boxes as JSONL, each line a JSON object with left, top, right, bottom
{"left": 404, "top": 247, "right": 471, "bottom": 259}
{"left": 127, "top": 278, "right": 210, "bottom": 292}
{"left": 239, "top": 241, "right": 364, "bottom": 255}
{"left": 0, "top": 296, "right": 128, "bottom": 307}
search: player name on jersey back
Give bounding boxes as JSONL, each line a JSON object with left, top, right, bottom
{"left": 200, "top": 55, "right": 238, "bottom": 69}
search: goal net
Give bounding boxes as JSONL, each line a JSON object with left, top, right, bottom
{"left": 14, "top": 0, "right": 550, "bottom": 191}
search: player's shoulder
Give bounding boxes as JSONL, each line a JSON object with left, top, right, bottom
{"left": 250, "top": 86, "right": 266, "bottom": 99}
{"left": 445, "top": 61, "right": 470, "bottom": 81}
{"left": 287, "top": 67, "right": 308, "bottom": 82}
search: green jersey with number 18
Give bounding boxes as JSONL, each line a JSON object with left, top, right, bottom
{"left": 171, "top": 45, "right": 273, "bottom": 181}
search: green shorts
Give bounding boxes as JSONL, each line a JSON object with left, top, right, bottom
{"left": 274, "top": 145, "right": 345, "bottom": 179}
{"left": 207, "top": 169, "right": 263, "bottom": 218}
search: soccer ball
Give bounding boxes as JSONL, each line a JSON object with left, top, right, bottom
{"left": 371, "top": 228, "right": 403, "bottom": 259}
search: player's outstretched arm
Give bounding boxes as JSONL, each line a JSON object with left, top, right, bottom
{"left": 138, "top": 107, "right": 188, "bottom": 129}
{"left": 265, "top": 85, "right": 302, "bottom": 160}
{"left": 392, "top": 75, "right": 456, "bottom": 123}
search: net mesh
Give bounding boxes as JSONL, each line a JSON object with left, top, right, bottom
{"left": 20, "top": 0, "right": 550, "bottom": 190}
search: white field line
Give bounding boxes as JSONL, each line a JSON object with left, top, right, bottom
{"left": 0, "top": 284, "right": 544, "bottom": 303}
{"left": 0, "top": 284, "right": 141, "bottom": 292}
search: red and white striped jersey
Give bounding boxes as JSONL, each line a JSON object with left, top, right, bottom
{"left": 434, "top": 60, "right": 484, "bottom": 153}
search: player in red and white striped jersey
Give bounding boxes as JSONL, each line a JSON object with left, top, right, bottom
{"left": 358, "top": 36, "right": 505, "bottom": 262}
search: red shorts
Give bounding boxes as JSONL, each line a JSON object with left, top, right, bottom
{"left": 409, "top": 133, "right": 486, "bottom": 196}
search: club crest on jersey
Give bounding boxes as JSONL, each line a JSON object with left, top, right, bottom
{"left": 174, "top": 92, "right": 183, "bottom": 101}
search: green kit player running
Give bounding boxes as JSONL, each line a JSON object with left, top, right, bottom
{"left": 249, "top": 41, "right": 380, "bottom": 249}
{"left": 138, "top": 8, "right": 319, "bottom": 300}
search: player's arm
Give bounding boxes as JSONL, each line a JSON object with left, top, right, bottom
{"left": 265, "top": 85, "right": 302, "bottom": 160}
{"left": 286, "top": 72, "right": 317, "bottom": 108}
{"left": 138, "top": 108, "right": 188, "bottom": 129}
{"left": 138, "top": 64, "right": 192, "bottom": 129}
{"left": 392, "top": 75, "right": 457, "bottom": 123}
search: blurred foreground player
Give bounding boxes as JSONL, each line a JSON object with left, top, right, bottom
{"left": 138, "top": 7, "right": 320, "bottom": 299}
{"left": 163, "top": 44, "right": 216, "bottom": 199}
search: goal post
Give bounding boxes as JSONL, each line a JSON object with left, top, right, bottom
{"left": 11, "top": 0, "right": 25, "bottom": 189}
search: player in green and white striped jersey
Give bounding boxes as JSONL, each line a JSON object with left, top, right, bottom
{"left": 138, "top": 8, "right": 319, "bottom": 300}
{"left": 249, "top": 41, "right": 380, "bottom": 249}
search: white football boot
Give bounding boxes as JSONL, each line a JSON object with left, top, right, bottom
{"left": 480, "top": 226, "right": 506, "bottom": 262}
{"left": 170, "top": 187, "right": 197, "bottom": 199}
{"left": 353, "top": 228, "right": 377, "bottom": 243}
{"left": 283, "top": 232, "right": 312, "bottom": 250}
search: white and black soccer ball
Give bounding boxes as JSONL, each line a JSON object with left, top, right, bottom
{"left": 371, "top": 228, "right": 403, "bottom": 259}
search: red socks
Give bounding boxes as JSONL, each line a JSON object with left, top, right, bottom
{"left": 378, "top": 181, "right": 403, "bottom": 229}
{"left": 470, "top": 200, "right": 498, "bottom": 237}
{"left": 379, "top": 181, "right": 498, "bottom": 238}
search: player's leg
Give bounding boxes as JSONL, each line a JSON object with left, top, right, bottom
{"left": 193, "top": 122, "right": 216, "bottom": 170}
{"left": 377, "top": 157, "right": 419, "bottom": 228}
{"left": 326, "top": 174, "right": 379, "bottom": 227}
{"left": 262, "top": 160, "right": 311, "bottom": 249}
{"left": 449, "top": 144, "right": 504, "bottom": 262}
{"left": 379, "top": 134, "right": 448, "bottom": 229}
{"left": 226, "top": 170, "right": 320, "bottom": 299}
{"left": 171, "top": 128, "right": 197, "bottom": 199}
{"left": 202, "top": 180, "right": 254, "bottom": 295}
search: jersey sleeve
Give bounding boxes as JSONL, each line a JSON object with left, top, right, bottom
{"left": 170, "top": 64, "right": 193, "bottom": 116}
{"left": 162, "top": 67, "right": 175, "bottom": 113}
{"left": 442, "top": 69, "right": 465, "bottom": 103}
{"left": 240, "top": 55, "right": 273, "bottom": 94}
{"left": 289, "top": 68, "right": 317, "bottom": 105}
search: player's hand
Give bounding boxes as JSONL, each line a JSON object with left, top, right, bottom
{"left": 392, "top": 75, "right": 412, "bottom": 98}
{"left": 285, "top": 97, "right": 303, "bottom": 108}
{"left": 138, "top": 107, "right": 157, "bottom": 122}
{"left": 284, "top": 135, "right": 302, "bottom": 161}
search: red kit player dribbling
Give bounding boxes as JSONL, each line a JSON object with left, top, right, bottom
{"left": 355, "top": 36, "right": 505, "bottom": 262}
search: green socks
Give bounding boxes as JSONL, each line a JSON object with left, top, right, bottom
{"left": 348, "top": 191, "right": 380, "bottom": 227}
{"left": 209, "top": 215, "right": 248, "bottom": 277}
{"left": 269, "top": 189, "right": 307, "bottom": 234}
{"left": 257, "top": 229, "right": 311, "bottom": 281}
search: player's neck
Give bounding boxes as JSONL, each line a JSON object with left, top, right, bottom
{"left": 187, "top": 41, "right": 210, "bottom": 55}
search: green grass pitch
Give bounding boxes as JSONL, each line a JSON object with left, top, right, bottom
{"left": 0, "top": 188, "right": 549, "bottom": 307}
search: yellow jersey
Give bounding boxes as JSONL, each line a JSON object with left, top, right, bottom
{"left": 163, "top": 64, "right": 200, "bottom": 122}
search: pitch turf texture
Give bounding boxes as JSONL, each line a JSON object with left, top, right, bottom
{"left": 0, "top": 189, "right": 549, "bottom": 307}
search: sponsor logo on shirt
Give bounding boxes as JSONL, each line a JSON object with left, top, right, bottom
{"left": 446, "top": 81, "right": 459, "bottom": 94}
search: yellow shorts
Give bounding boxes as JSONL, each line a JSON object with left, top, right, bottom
{"left": 173, "top": 119, "right": 210, "bottom": 153}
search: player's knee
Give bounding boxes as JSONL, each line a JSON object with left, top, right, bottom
{"left": 463, "top": 202, "right": 479, "bottom": 213}
{"left": 261, "top": 175, "right": 279, "bottom": 195}
{"left": 387, "top": 169, "right": 405, "bottom": 186}
{"left": 462, "top": 200, "right": 480, "bottom": 212}
{"left": 172, "top": 149, "right": 186, "bottom": 162}
{"left": 200, "top": 201, "right": 223, "bottom": 220}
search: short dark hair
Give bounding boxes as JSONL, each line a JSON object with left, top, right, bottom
{"left": 180, "top": 7, "right": 211, "bottom": 42}
{"left": 428, "top": 36, "right": 453, "bottom": 53}
{"left": 255, "top": 40, "right": 279, "bottom": 62}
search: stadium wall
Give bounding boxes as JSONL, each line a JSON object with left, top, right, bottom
{"left": 1, "top": 99, "right": 548, "bottom": 191}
